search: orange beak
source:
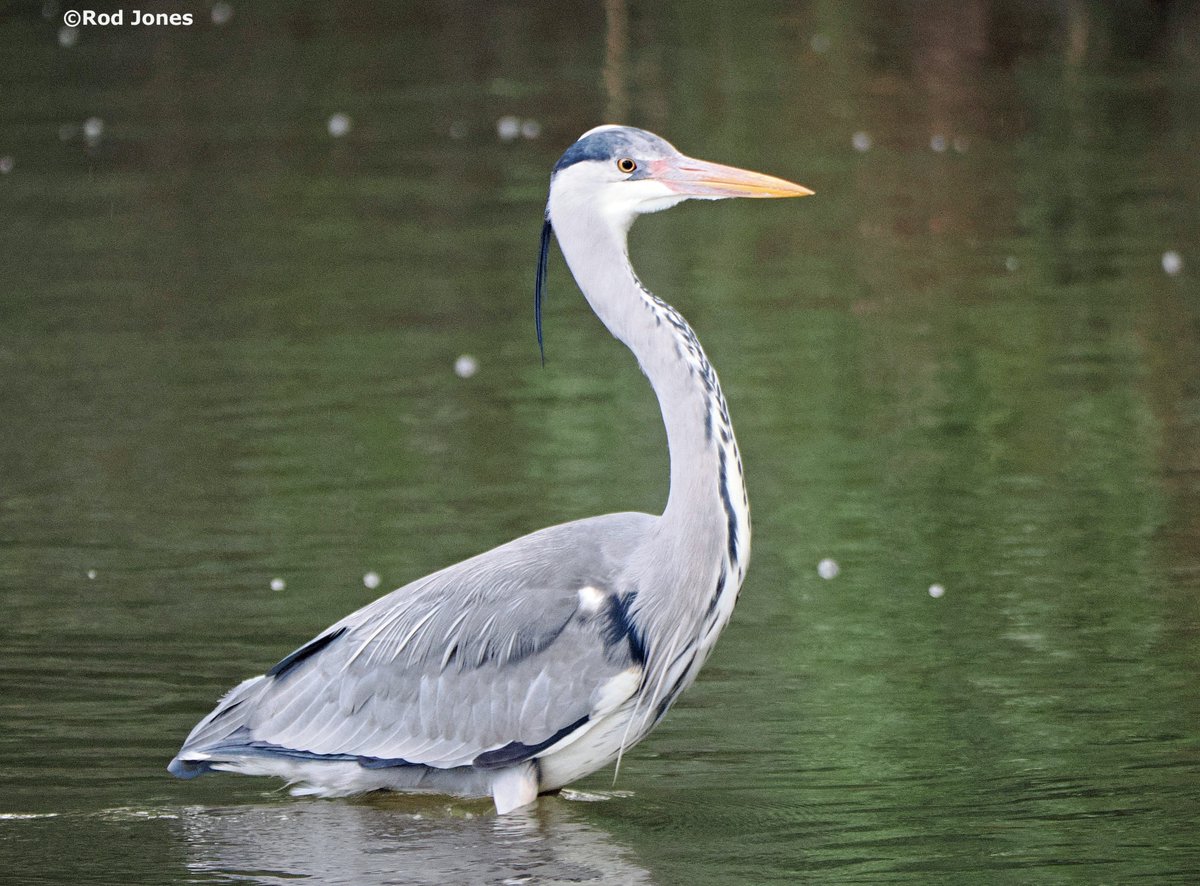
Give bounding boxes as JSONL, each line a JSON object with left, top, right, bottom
{"left": 651, "top": 156, "right": 814, "bottom": 199}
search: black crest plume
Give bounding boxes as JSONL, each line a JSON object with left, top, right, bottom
{"left": 534, "top": 215, "right": 552, "bottom": 365}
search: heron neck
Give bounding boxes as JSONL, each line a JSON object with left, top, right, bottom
{"left": 551, "top": 216, "right": 750, "bottom": 590}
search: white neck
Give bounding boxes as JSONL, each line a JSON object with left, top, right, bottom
{"left": 546, "top": 198, "right": 750, "bottom": 677}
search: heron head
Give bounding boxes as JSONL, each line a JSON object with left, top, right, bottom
{"left": 547, "top": 124, "right": 813, "bottom": 227}
{"left": 536, "top": 125, "right": 812, "bottom": 361}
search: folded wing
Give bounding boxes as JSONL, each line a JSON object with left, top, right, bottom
{"left": 172, "top": 514, "right": 651, "bottom": 775}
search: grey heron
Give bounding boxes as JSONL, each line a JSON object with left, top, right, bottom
{"left": 169, "top": 125, "right": 812, "bottom": 814}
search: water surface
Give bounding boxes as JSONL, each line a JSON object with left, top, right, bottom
{"left": 2, "top": 2, "right": 1198, "bottom": 883}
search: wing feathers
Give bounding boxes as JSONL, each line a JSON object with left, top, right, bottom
{"left": 266, "top": 626, "right": 348, "bottom": 679}
{"left": 175, "top": 513, "right": 655, "bottom": 775}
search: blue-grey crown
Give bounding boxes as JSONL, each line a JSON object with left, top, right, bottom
{"left": 552, "top": 126, "right": 675, "bottom": 174}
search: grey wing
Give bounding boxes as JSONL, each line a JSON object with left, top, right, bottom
{"left": 177, "top": 514, "right": 652, "bottom": 770}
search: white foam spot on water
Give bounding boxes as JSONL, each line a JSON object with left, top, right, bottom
{"left": 929, "top": 583, "right": 946, "bottom": 598}
{"left": 1162, "top": 250, "right": 1183, "bottom": 276}
{"left": 86, "top": 569, "right": 97, "bottom": 580}
{"left": 810, "top": 33, "right": 831, "bottom": 53}
{"left": 852, "top": 131, "right": 872, "bottom": 152}
{"left": 520, "top": 119, "right": 541, "bottom": 140}
{"left": 363, "top": 571, "right": 381, "bottom": 590}
{"left": 0, "top": 156, "right": 13, "bottom": 175}
{"left": 496, "top": 115, "right": 520, "bottom": 142}
{"left": 270, "top": 577, "right": 286, "bottom": 591}
{"left": 211, "top": 2, "right": 234, "bottom": 26}
{"left": 930, "top": 133, "right": 948, "bottom": 153}
{"left": 83, "top": 117, "right": 104, "bottom": 147}
{"left": 818, "top": 558, "right": 839, "bottom": 580}
{"left": 454, "top": 354, "right": 478, "bottom": 378}
{"left": 327, "top": 113, "right": 352, "bottom": 138}
{"left": 1005, "top": 256, "right": 1019, "bottom": 272}
{"left": 58, "top": 26, "right": 79, "bottom": 48}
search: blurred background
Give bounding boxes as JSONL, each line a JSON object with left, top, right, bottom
{"left": 1, "top": 1, "right": 1198, "bottom": 883}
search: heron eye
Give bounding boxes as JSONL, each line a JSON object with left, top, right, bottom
{"left": 616, "top": 157, "right": 637, "bottom": 174}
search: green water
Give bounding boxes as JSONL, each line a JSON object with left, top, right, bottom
{"left": 2, "top": 2, "right": 1198, "bottom": 883}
